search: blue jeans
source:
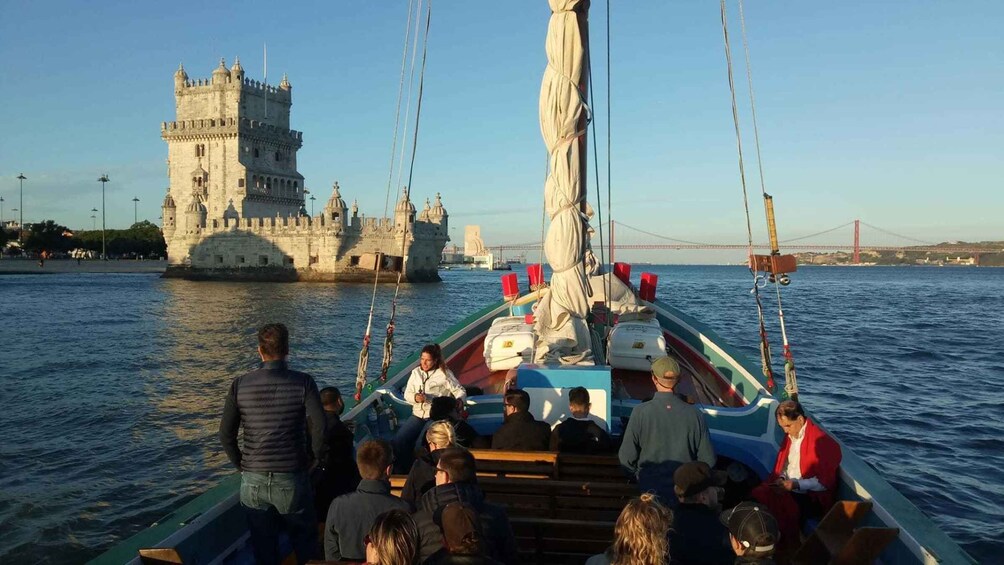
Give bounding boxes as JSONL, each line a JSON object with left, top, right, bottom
{"left": 392, "top": 415, "right": 427, "bottom": 474}
{"left": 240, "top": 471, "right": 316, "bottom": 565}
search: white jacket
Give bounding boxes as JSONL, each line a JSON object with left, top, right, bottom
{"left": 402, "top": 366, "right": 466, "bottom": 419}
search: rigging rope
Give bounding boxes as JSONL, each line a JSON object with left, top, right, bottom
{"left": 720, "top": 0, "right": 775, "bottom": 392}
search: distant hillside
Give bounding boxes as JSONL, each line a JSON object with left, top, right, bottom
{"left": 796, "top": 241, "right": 1004, "bottom": 267}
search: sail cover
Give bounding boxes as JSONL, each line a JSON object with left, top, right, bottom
{"left": 534, "top": 0, "right": 596, "bottom": 364}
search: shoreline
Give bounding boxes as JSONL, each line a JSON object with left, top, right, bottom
{"left": 0, "top": 259, "right": 168, "bottom": 275}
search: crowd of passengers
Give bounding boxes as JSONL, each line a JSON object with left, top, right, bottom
{"left": 221, "top": 324, "right": 843, "bottom": 565}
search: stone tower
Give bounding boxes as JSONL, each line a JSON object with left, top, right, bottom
{"left": 161, "top": 58, "right": 305, "bottom": 229}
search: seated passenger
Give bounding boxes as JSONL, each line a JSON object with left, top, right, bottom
{"left": 312, "top": 386, "right": 361, "bottom": 519}
{"left": 413, "top": 447, "right": 518, "bottom": 564}
{"left": 668, "top": 462, "right": 733, "bottom": 565}
{"left": 719, "top": 502, "right": 780, "bottom": 565}
{"left": 490, "top": 389, "right": 551, "bottom": 451}
{"left": 401, "top": 420, "right": 457, "bottom": 507}
{"left": 751, "top": 400, "right": 841, "bottom": 556}
{"left": 618, "top": 356, "right": 716, "bottom": 505}
{"left": 585, "top": 493, "right": 673, "bottom": 565}
{"left": 549, "top": 386, "right": 612, "bottom": 454}
{"left": 363, "top": 509, "right": 420, "bottom": 565}
{"left": 427, "top": 502, "right": 504, "bottom": 565}
{"left": 417, "top": 395, "right": 480, "bottom": 450}
{"left": 324, "top": 439, "right": 409, "bottom": 562}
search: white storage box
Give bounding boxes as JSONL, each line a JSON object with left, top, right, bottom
{"left": 607, "top": 319, "right": 667, "bottom": 372}
{"left": 483, "top": 316, "right": 535, "bottom": 371}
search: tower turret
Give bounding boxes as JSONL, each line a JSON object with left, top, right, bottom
{"left": 184, "top": 197, "right": 207, "bottom": 232}
{"left": 212, "top": 58, "right": 229, "bottom": 85}
{"left": 230, "top": 57, "right": 245, "bottom": 82}
{"left": 174, "top": 63, "right": 188, "bottom": 90}
{"left": 394, "top": 186, "right": 416, "bottom": 231}
{"left": 223, "top": 200, "right": 240, "bottom": 224}
{"left": 279, "top": 73, "right": 291, "bottom": 91}
{"left": 419, "top": 198, "right": 431, "bottom": 222}
{"left": 323, "top": 181, "right": 348, "bottom": 223}
{"left": 162, "top": 189, "right": 177, "bottom": 238}
{"left": 429, "top": 192, "right": 447, "bottom": 223}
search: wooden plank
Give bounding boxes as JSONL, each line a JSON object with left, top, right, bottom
{"left": 139, "top": 548, "right": 184, "bottom": 564}
{"left": 470, "top": 449, "right": 559, "bottom": 464}
{"left": 832, "top": 527, "right": 899, "bottom": 565}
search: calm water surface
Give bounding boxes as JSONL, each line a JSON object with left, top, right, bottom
{"left": 1, "top": 266, "right": 1002, "bottom": 563}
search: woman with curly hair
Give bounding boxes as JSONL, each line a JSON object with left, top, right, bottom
{"left": 586, "top": 493, "right": 674, "bottom": 565}
{"left": 364, "top": 509, "right": 420, "bottom": 565}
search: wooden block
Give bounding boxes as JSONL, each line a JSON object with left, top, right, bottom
{"left": 832, "top": 527, "right": 899, "bottom": 565}
{"left": 139, "top": 548, "right": 184, "bottom": 564}
{"left": 749, "top": 253, "right": 798, "bottom": 274}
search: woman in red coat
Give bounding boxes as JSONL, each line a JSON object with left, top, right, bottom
{"left": 752, "top": 400, "right": 842, "bottom": 553}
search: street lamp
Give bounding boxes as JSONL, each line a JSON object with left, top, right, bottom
{"left": 98, "top": 174, "right": 109, "bottom": 259}
{"left": 132, "top": 196, "right": 140, "bottom": 225}
{"left": 91, "top": 208, "right": 98, "bottom": 230}
{"left": 0, "top": 195, "right": 4, "bottom": 225}
{"left": 310, "top": 194, "right": 316, "bottom": 216}
{"left": 16, "top": 173, "right": 26, "bottom": 246}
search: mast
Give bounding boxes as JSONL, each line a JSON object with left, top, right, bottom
{"left": 533, "top": 0, "right": 595, "bottom": 365}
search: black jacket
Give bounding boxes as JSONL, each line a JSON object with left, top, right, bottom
{"left": 669, "top": 503, "right": 734, "bottom": 565}
{"left": 324, "top": 479, "right": 410, "bottom": 561}
{"left": 219, "top": 360, "right": 325, "bottom": 472}
{"left": 549, "top": 417, "right": 613, "bottom": 454}
{"left": 312, "top": 411, "right": 361, "bottom": 516}
{"left": 491, "top": 411, "right": 551, "bottom": 451}
{"left": 414, "top": 482, "right": 518, "bottom": 565}
{"left": 401, "top": 447, "right": 444, "bottom": 507}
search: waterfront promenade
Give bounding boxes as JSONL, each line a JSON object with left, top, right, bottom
{"left": 0, "top": 258, "right": 167, "bottom": 275}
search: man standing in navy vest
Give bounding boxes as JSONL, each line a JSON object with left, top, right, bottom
{"left": 220, "top": 323, "right": 326, "bottom": 564}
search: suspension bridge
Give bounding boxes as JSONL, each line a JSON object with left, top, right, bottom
{"left": 489, "top": 220, "right": 997, "bottom": 265}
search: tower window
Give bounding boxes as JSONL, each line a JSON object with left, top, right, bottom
{"left": 238, "top": 178, "right": 245, "bottom": 187}
{"left": 254, "top": 148, "right": 260, "bottom": 158}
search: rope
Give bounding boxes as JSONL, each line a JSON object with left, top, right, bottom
{"left": 586, "top": 16, "right": 611, "bottom": 346}
{"left": 605, "top": 0, "right": 614, "bottom": 320}
{"left": 382, "top": 0, "right": 417, "bottom": 221}
{"left": 721, "top": 0, "right": 775, "bottom": 392}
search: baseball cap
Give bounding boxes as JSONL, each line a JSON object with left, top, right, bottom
{"left": 720, "top": 502, "right": 779, "bottom": 554}
{"left": 440, "top": 502, "right": 483, "bottom": 554}
{"left": 651, "top": 356, "right": 680, "bottom": 383}
{"left": 673, "top": 461, "right": 728, "bottom": 498}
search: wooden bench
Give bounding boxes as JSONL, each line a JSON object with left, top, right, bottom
{"left": 478, "top": 477, "right": 637, "bottom": 522}
{"left": 792, "top": 500, "right": 899, "bottom": 565}
{"left": 511, "top": 517, "right": 615, "bottom": 565}
{"left": 468, "top": 449, "right": 628, "bottom": 482}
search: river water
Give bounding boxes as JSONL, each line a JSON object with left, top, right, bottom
{"left": 1, "top": 266, "right": 1001, "bottom": 563}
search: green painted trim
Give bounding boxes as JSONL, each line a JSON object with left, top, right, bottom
{"left": 88, "top": 473, "right": 241, "bottom": 564}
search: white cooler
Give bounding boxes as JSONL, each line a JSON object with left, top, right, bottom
{"left": 607, "top": 319, "right": 668, "bottom": 372}
{"left": 483, "top": 316, "right": 535, "bottom": 371}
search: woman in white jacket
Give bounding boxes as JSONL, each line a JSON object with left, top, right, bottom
{"left": 393, "top": 343, "right": 466, "bottom": 472}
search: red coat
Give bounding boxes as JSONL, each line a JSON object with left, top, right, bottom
{"left": 769, "top": 418, "right": 842, "bottom": 510}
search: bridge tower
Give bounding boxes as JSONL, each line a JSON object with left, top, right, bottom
{"left": 853, "top": 219, "right": 860, "bottom": 264}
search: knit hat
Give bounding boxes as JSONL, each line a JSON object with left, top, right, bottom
{"left": 651, "top": 356, "right": 681, "bottom": 383}
{"left": 720, "top": 502, "right": 779, "bottom": 554}
{"left": 440, "top": 502, "right": 483, "bottom": 555}
{"left": 674, "top": 461, "right": 728, "bottom": 498}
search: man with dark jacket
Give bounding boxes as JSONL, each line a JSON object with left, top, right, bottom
{"left": 669, "top": 462, "right": 734, "bottom": 565}
{"left": 491, "top": 389, "right": 550, "bottom": 451}
{"left": 219, "top": 323, "right": 326, "bottom": 565}
{"left": 550, "top": 386, "right": 612, "bottom": 454}
{"left": 414, "top": 448, "right": 518, "bottom": 564}
{"left": 324, "top": 439, "right": 410, "bottom": 561}
{"left": 312, "top": 386, "right": 361, "bottom": 519}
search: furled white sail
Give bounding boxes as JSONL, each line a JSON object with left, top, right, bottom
{"left": 534, "top": 0, "right": 596, "bottom": 364}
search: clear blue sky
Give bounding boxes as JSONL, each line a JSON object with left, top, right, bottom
{"left": 1, "top": 1, "right": 1001, "bottom": 262}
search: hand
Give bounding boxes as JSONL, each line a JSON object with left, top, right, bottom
{"left": 415, "top": 392, "right": 427, "bottom": 404}
{"left": 780, "top": 479, "right": 796, "bottom": 491}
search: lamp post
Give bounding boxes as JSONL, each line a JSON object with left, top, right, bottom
{"left": 310, "top": 194, "right": 316, "bottom": 216}
{"left": 98, "top": 174, "right": 109, "bottom": 259}
{"left": 16, "top": 173, "right": 26, "bottom": 246}
{"left": 1, "top": 195, "right": 4, "bottom": 225}
{"left": 132, "top": 196, "right": 140, "bottom": 225}
{"left": 91, "top": 208, "right": 98, "bottom": 230}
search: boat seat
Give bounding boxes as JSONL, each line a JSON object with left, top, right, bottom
{"left": 469, "top": 449, "right": 558, "bottom": 479}
{"left": 510, "top": 517, "right": 615, "bottom": 565}
{"left": 792, "top": 500, "right": 900, "bottom": 565}
{"left": 139, "top": 548, "right": 184, "bottom": 564}
{"left": 479, "top": 477, "right": 637, "bottom": 521}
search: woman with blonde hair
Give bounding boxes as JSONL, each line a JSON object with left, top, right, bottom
{"left": 586, "top": 493, "right": 673, "bottom": 565}
{"left": 401, "top": 420, "right": 457, "bottom": 505}
{"left": 365, "top": 509, "right": 420, "bottom": 565}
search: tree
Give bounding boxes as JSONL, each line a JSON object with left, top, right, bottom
{"left": 24, "top": 220, "right": 75, "bottom": 254}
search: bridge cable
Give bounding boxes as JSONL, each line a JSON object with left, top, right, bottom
{"left": 720, "top": 0, "right": 776, "bottom": 393}
{"left": 859, "top": 221, "right": 935, "bottom": 246}
{"left": 356, "top": 0, "right": 418, "bottom": 402}
{"left": 779, "top": 221, "right": 855, "bottom": 244}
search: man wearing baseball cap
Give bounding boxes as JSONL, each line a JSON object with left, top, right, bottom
{"left": 618, "top": 355, "right": 716, "bottom": 505}
{"left": 720, "top": 502, "right": 779, "bottom": 564}
{"left": 669, "top": 461, "right": 734, "bottom": 564}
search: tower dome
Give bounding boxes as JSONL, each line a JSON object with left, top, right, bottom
{"left": 326, "top": 182, "right": 347, "bottom": 211}
{"left": 212, "top": 58, "right": 229, "bottom": 84}
{"left": 174, "top": 63, "right": 188, "bottom": 88}
{"left": 395, "top": 186, "right": 416, "bottom": 214}
{"left": 418, "top": 198, "right": 431, "bottom": 221}
{"left": 230, "top": 57, "right": 245, "bottom": 81}
{"left": 163, "top": 192, "right": 176, "bottom": 209}
{"left": 185, "top": 198, "right": 206, "bottom": 214}
{"left": 279, "top": 73, "right": 291, "bottom": 91}
{"left": 430, "top": 192, "right": 447, "bottom": 219}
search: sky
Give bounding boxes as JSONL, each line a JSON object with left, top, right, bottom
{"left": 1, "top": 1, "right": 1001, "bottom": 263}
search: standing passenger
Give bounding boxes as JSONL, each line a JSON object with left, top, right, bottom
{"left": 618, "top": 356, "right": 715, "bottom": 505}
{"left": 219, "top": 323, "right": 326, "bottom": 565}
{"left": 312, "top": 386, "right": 361, "bottom": 519}
{"left": 394, "top": 344, "right": 466, "bottom": 473}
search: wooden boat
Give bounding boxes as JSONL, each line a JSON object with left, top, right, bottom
{"left": 92, "top": 2, "right": 976, "bottom": 564}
